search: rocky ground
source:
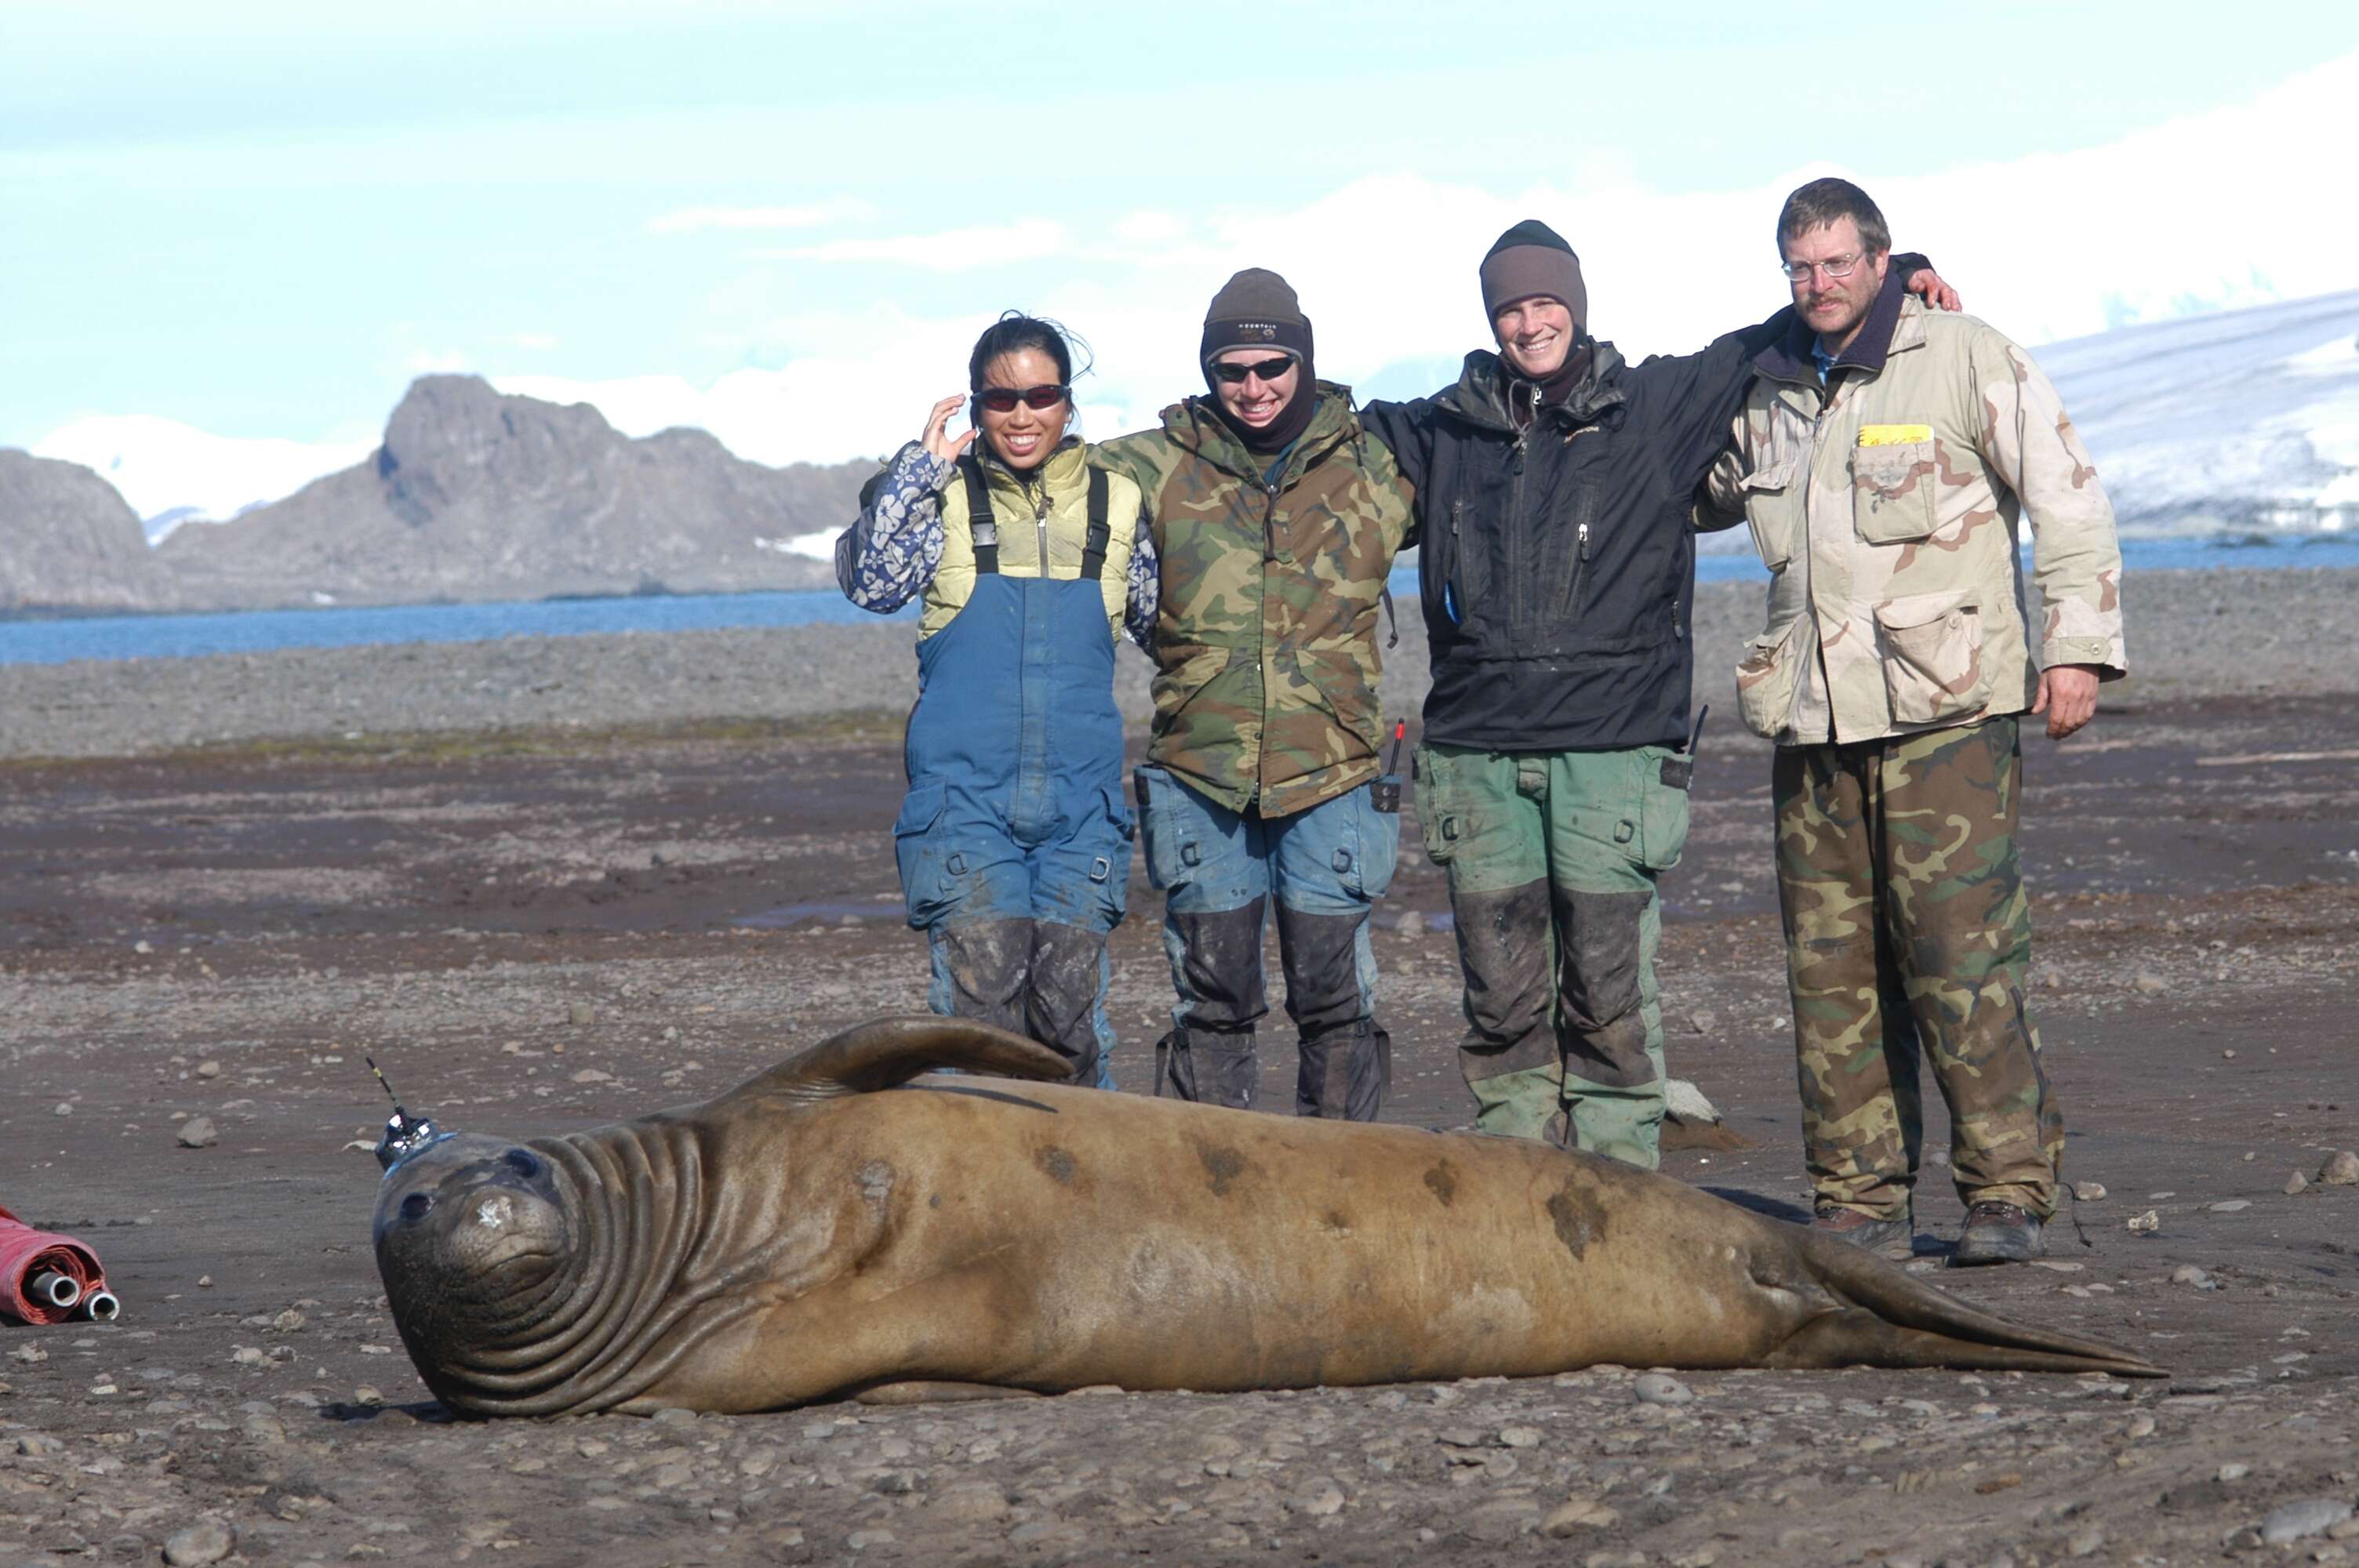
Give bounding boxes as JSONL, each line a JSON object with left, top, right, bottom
{"left": 2, "top": 576, "right": 2357, "bottom": 1567}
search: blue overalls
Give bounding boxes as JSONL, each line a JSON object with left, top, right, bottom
{"left": 891, "top": 457, "right": 1132, "bottom": 1086}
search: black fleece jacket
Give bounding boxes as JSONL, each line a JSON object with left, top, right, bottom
{"left": 1360, "top": 262, "right": 1927, "bottom": 754}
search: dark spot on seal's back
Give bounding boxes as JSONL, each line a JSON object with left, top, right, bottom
{"left": 1192, "top": 1138, "right": 1248, "bottom": 1197}
{"left": 1423, "top": 1161, "right": 1459, "bottom": 1207}
{"left": 1036, "top": 1146, "right": 1077, "bottom": 1185}
{"left": 1322, "top": 1210, "right": 1351, "bottom": 1233}
{"left": 1546, "top": 1183, "right": 1608, "bottom": 1261}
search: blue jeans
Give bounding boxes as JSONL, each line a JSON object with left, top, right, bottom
{"left": 1134, "top": 767, "right": 1398, "bottom": 1116}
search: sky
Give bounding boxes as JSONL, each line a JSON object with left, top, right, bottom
{"left": 8, "top": 1, "right": 2359, "bottom": 521}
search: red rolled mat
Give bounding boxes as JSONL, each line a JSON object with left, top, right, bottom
{"left": 0, "top": 1202, "right": 107, "bottom": 1327}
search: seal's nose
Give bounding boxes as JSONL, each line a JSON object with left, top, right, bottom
{"left": 467, "top": 1191, "right": 523, "bottom": 1234}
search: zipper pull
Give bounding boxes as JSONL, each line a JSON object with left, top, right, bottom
{"left": 1451, "top": 499, "right": 1463, "bottom": 535}
{"left": 1578, "top": 521, "right": 1590, "bottom": 560}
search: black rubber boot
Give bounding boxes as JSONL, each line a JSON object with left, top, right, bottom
{"left": 1154, "top": 1025, "right": 1259, "bottom": 1110}
{"left": 931, "top": 919, "right": 1033, "bottom": 1039}
{"left": 1296, "top": 1020, "right": 1392, "bottom": 1121}
{"left": 1023, "top": 921, "right": 1109, "bottom": 1086}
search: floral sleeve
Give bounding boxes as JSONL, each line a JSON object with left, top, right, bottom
{"left": 1124, "top": 506, "right": 1159, "bottom": 651}
{"left": 834, "top": 441, "right": 953, "bottom": 612}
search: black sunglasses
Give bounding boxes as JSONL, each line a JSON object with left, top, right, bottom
{"left": 974, "top": 383, "right": 1070, "bottom": 413}
{"left": 1211, "top": 355, "right": 1297, "bottom": 386}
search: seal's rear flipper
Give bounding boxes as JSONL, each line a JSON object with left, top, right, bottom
{"left": 1768, "top": 1308, "right": 2165, "bottom": 1377}
{"left": 1779, "top": 1229, "right": 2165, "bottom": 1378}
{"left": 732, "top": 1016, "right": 1073, "bottom": 1105}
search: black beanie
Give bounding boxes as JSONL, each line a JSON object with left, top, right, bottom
{"left": 1200, "top": 267, "right": 1318, "bottom": 455}
{"left": 1480, "top": 220, "right": 1588, "bottom": 331}
{"left": 1199, "top": 267, "right": 1314, "bottom": 368}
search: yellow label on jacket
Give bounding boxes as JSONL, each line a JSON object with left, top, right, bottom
{"left": 1857, "top": 423, "right": 1932, "bottom": 447}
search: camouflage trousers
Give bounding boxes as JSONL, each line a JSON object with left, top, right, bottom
{"left": 1773, "top": 716, "right": 2063, "bottom": 1220}
{"left": 1416, "top": 743, "right": 1690, "bottom": 1167}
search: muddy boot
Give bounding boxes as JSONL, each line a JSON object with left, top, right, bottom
{"left": 1951, "top": 1201, "right": 2045, "bottom": 1265}
{"left": 1154, "top": 1025, "right": 1258, "bottom": 1110}
{"left": 1465, "top": 1062, "right": 1567, "bottom": 1142}
{"left": 1812, "top": 1202, "right": 1915, "bottom": 1258}
{"left": 1297, "top": 1021, "right": 1391, "bottom": 1121}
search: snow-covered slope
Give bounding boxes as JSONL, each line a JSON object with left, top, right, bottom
{"left": 2038, "top": 289, "right": 2359, "bottom": 535}
{"left": 30, "top": 416, "right": 373, "bottom": 539}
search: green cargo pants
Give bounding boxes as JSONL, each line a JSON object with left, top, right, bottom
{"left": 1774, "top": 716, "right": 2063, "bottom": 1220}
{"left": 1413, "top": 742, "right": 1690, "bottom": 1167}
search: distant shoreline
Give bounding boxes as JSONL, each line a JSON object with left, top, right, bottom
{"left": 2, "top": 565, "right": 2352, "bottom": 762}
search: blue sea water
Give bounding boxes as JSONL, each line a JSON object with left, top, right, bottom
{"left": 4, "top": 534, "right": 2354, "bottom": 668}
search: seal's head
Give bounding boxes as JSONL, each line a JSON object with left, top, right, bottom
{"left": 373, "top": 1133, "right": 576, "bottom": 1374}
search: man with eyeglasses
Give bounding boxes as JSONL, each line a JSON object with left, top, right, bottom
{"left": 1697, "top": 177, "right": 2125, "bottom": 1264}
{"left": 1095, "top": 269, "right": 1416, "bottom": 1122}
{"left": 1357, "top": 222, "right": 1954, "bottom": 1167}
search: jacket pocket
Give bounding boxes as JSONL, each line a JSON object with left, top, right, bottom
{"left": 1852, "top": 438, "right": 1937, "bottom": 544}
{"left": 1150, "top": 644, "right": 1236, "bottom": 737}
{"left": 1294, "top": 645, "right": 1379, "bottom": 753}
{"left": 1875, "top": 589, "right": 1990, "bottom": 726}
{"left": 1738, "top": 459, "right": 1800, "bottom": 572}
{"left": 1735, "top": 618, "right": 1806, "bottom": 740}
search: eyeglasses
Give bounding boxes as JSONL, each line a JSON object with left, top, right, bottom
{"left": 974, "top": 383, "right": 1070, "bottom": 413}
{"left": 1211, "top": 355, "right": 1297, "bottom": 386}
{"left": 1780, "top": 252, "right": 1863, "bottom": 282}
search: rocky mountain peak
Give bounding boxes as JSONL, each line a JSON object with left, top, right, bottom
{"left": 0, "top": 448, "right": 171, "bottom": 611}
{"left": 377, "top": 375, "right": 623, "bottom": 526}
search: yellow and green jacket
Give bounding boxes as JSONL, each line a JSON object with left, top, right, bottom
{"left": 837, "top": 438, "right": 1155, "bottom": 645}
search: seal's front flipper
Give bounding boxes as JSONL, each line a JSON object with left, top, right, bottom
{"left": 852, "top": 1381, "right": 1046, "bottom": 1406}
{"left": 731, "top": 1015, "right": 1073, "bottom": 1105}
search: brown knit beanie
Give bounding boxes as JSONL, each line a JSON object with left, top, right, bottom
{"left": 1479, "top": 220, "right": 1587, "bottom": 331}
{"left": 1200, "top": 267, "right": 1314, "bottom": 368}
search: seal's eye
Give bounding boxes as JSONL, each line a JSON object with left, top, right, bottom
{"left": 503, "top": 1150, "right": 542, "bottom": 1180}
{"left": 399, "top": 1192, "right": 434, "bottom": 1222}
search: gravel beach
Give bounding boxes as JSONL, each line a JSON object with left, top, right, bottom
{"left": 2, "top": 562, "right": 2354, "bottom": 1567}
{"left": 4, "top": 565, "right": 2354, "bottom": 760}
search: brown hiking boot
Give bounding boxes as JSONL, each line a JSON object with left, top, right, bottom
{"left": 1810, "top": 1203, "right": 1913, "bottom": 1256}
{"left": 1952, "top": 1201, "right": 2045, "bottom": 1265}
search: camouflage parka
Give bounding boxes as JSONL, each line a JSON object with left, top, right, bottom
{"left": 1701, "top": 280, "right": 2127, "bottom": 746}
{"left": 1094, "top": 384, "right": 1416, "bottom": 818}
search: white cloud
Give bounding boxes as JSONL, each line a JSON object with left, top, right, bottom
{"left": 769, "top": 220, "right": 1068, "bottom": 270}
{"left": 32, "top": 415, "right": 373, "bottom": 528}
{"left": 647, "top": 198, "right": 875, "bottom": 234}
{"left": 405, "top": 347, "right": 471, "bottom": 373}
{"left": 491, "top": 50, "right": 2359, "bottom": 467}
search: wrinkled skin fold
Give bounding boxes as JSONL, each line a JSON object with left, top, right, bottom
{"left": 373, "top": 1016, "right": 2160, "bottom": 1418}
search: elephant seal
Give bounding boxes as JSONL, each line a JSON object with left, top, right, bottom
{"left": 373, "top": 1017, "right": 2158, "bottom": 1417}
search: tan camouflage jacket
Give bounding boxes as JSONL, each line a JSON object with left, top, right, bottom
{"left": 1701, "top": 289, "right": 2126, "bottom": 747}
{"left": 1095, "top": 385, "right": 1416, "bottom": 818}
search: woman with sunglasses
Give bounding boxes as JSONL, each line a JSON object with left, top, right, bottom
{"left": 837, "top": 313, "right": 1157, "bottom": 1088}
